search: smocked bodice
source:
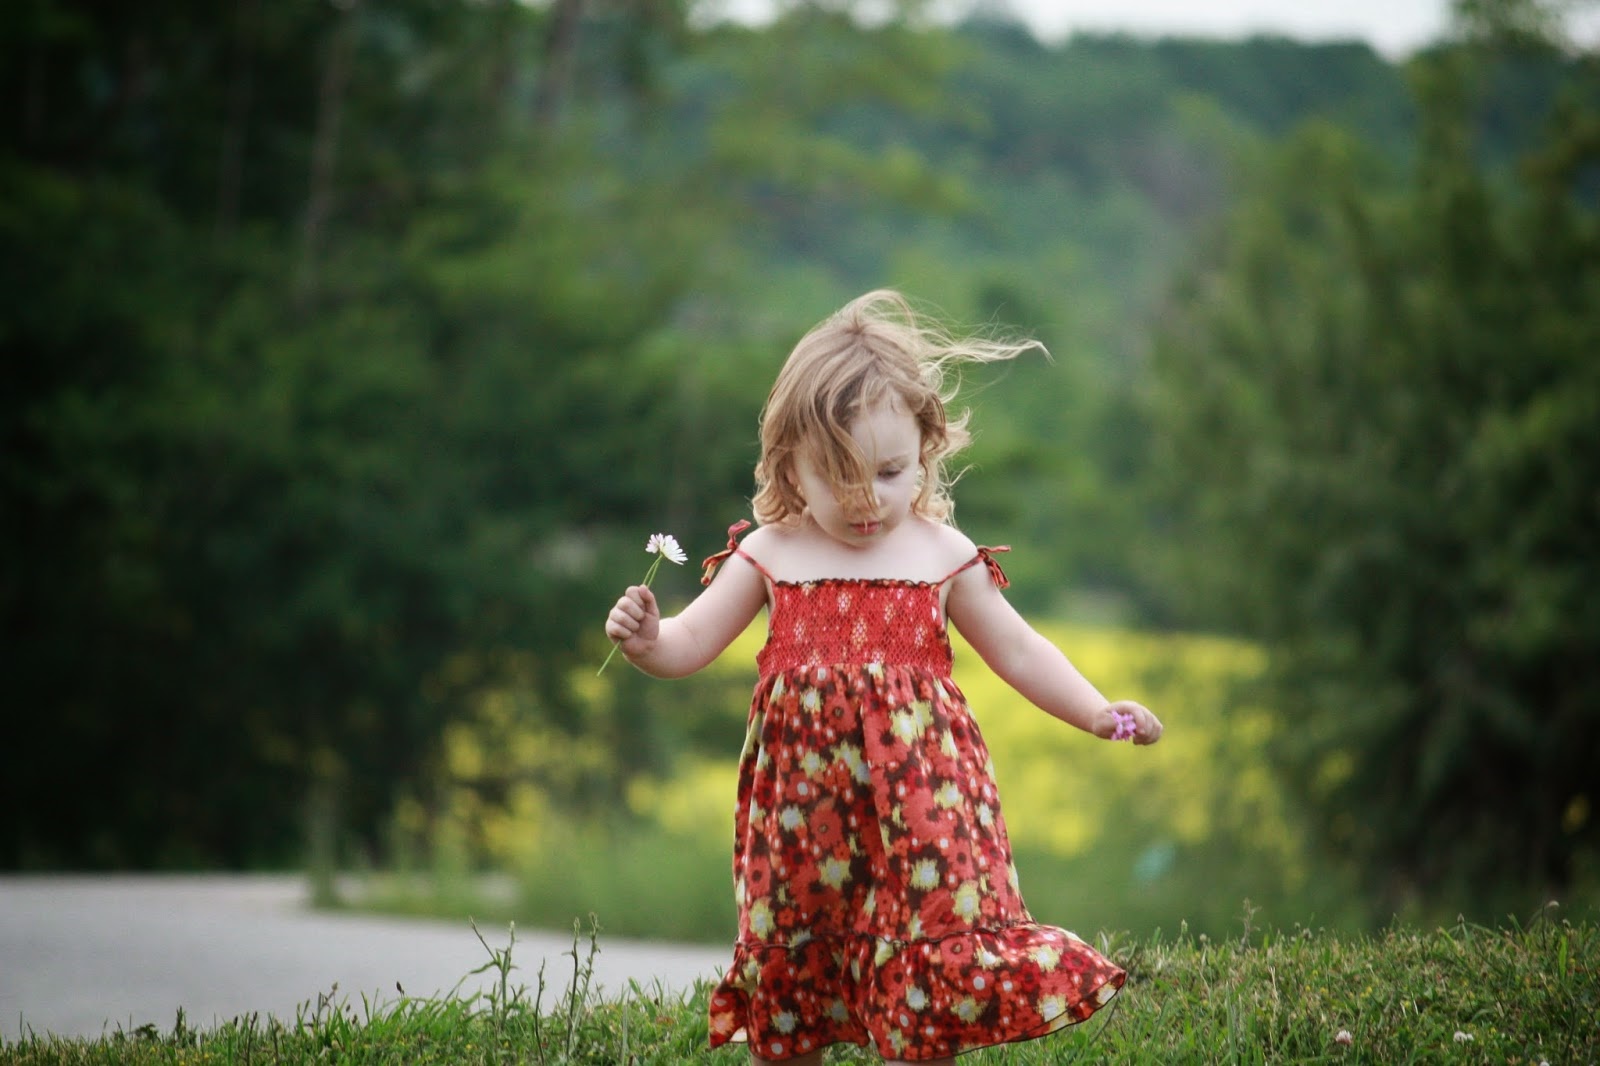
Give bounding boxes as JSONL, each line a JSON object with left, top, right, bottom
{"left": 698, "top": 520, "right": 1012, "bottom": 681}
{"left": 756, "top": 580, "right": 953, "bottom": 677}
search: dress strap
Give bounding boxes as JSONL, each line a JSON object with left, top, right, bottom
{"left": 939, "top": 544, "right": 1011, "bottom": 589}
{"left": 700, "top": 520, "right": 775, "bottom": 586}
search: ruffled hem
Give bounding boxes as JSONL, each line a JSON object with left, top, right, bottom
{"left": 707, "top": 922, "right": 1124, "bottom": 1062}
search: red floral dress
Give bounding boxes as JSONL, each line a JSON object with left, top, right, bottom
{"left": 701, "top": 522, "right": 1124, "bottom": 1062}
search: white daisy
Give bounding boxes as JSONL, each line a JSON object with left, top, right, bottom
{"left": 598, "top": 530, "right": 687, "bottom": 674}
{"left": 645, "top": 533, "right": 687, "bottom": 564}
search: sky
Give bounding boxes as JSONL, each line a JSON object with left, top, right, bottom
{"left": 710, "top": 0, "right": 1464, "bottom": 57}
{"left": 967, "top": 0, "right": 1456, "bottom": 56}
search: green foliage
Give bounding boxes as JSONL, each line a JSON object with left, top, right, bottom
{"left": 1090, "top": 909, "right": 1600, "bottom": 1065}
{"left": 5, "top": 0, "right": 1591, "bottom": 898}
{"left": 0, "top": 1, "right": 735, "bottom": 868}
{"left": 4, "top": 0, "right": 1007, "bottom": 870}
{"left": 1144, "top": 45, "right": 1600, "bottom": 913}
{"left": 4, "top": 915, "right": 1595, "bottom": 1063}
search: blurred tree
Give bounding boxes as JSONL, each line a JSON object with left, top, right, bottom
{"left": 0, "top": 0, "right": 998, "bottom": 869}
{"left": 4, "top": 0, "right": 1584, "bottom": 873}
{"left": 0, "top": 0, "right": 712, "bottom": 867}
{"left": 1144, "top": 35, "right": 1600, "bottom": 913}
{"left": 1453, "top": 0, "right": 1576, "bottom": 48}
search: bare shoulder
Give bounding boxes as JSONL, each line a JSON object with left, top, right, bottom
{"left": 740, "top": 521, "right": 798, "bottom": 566}
{"left": 925, "top": 520, "right": 977, "bottom": 553}
{"left": 917, "top": 519, "right": 980, "bottom": 574}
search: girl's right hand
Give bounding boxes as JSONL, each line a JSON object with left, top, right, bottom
{"left": 605, "top": 585, "right": 661, "bottom": 661}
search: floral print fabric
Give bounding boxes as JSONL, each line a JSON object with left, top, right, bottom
{"left": 705, "top": 539, "right": 1124, "bottom": 1061}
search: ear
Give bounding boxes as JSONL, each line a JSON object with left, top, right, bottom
{"left": 778, "top": 458, "right": 806, "bottom": 511}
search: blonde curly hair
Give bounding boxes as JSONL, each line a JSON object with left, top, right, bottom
{"left": 751, "top": 290, "right": 1043, "bottom": 527}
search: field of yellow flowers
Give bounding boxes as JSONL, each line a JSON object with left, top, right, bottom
{"left": 370, "top": 620, "right": 1367, "bottom": 943}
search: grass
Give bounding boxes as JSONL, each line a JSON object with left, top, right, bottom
{"left": 4, "top": 908, "right": 1594, "bottom": 1064}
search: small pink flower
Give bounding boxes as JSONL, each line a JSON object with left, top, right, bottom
{"left": 1334, "top": 1029, "right": 1354, "bottom": 1046}
{"left": 1110, "top": 708, "right": 1137, "bottom": 741}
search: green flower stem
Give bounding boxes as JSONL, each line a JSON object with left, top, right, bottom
{"left": 598, "top": 554, "right": 665, "bottom": 676}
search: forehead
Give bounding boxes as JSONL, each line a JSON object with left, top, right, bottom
{"left": 848, "top": 400, "right": 920, "bottom": 459}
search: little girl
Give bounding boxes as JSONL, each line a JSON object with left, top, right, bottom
{"left": 604, "top": 290, "right": 1163, "bottom": 1064}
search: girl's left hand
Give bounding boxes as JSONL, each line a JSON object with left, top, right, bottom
{"left": 1101, "top": 700, "right": 1163, "bottom": 745}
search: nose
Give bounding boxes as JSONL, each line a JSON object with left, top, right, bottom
{"left": 840, "top": 494, "right": 878, "bottom": 525}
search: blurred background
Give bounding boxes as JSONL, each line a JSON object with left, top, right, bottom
{"left": 3, "top": 0, "right": 1596, "bottom": 943}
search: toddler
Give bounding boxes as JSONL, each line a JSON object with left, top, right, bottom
{"left": 604, "top": 290, "right": 1163, "bottom": 1064}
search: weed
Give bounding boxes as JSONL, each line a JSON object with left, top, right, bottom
{"left": 1, "top": 917, "right": 1594, "bottom": 1064}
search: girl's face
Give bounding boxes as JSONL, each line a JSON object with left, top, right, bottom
{"left": 794, "top": 400, "right": 922, "bottom": 546}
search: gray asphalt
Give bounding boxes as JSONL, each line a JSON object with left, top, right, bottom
{"left": 0, "top": 874, "right": 729, "bottom": 1041}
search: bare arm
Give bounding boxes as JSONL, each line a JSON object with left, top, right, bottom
{"left": 945, "top": 561, "right": 1163, "bottom": 743}
{"left": 604, "top": 552, "right": 767, "bottom": 679}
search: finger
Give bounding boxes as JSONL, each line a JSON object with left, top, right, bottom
{"left": 607, "top": 604, "right": 641, "bottom": 638}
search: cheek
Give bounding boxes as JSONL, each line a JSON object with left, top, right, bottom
{"left": 791, "top": 464, "right": 823, "bottom": 503}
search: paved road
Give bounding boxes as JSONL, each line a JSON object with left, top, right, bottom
{"left": 0, "top": 875, "right": 729, "bottom": 1041}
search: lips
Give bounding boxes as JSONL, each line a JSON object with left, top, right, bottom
{"left": 852, "top": 521, "right": 882, "bottom": 536}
